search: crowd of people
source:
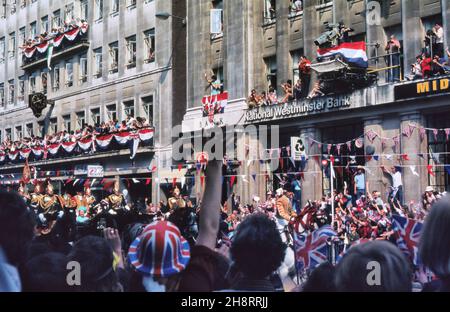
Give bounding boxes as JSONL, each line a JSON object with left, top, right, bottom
{"left": 19, "top": 18, "right": 88, "bottom": 51}
{"left": 1, "top": 160, "right": 449, "bottom": 292}
{"left": 0, "top": 116, "right": 151, "bottom": 164}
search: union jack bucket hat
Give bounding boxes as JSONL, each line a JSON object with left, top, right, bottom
{"left": 128, "top": 221, "right": 190, "bottom": 277}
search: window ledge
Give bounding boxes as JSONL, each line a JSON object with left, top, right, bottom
{"left": 95, "top": 18, "right": 103, "bottom": 24}
{"left": 127, "top": 4, "right": 137, "bottom": 10}
{"left": 315, "top": 2, "right": 333, "bottom": 10}
{"left": 110, "top": 11, "right": 119, "bottom": 17}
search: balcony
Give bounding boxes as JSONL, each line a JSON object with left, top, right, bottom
{"left": 20, "top": 24, "right": 89, "bottom": 71}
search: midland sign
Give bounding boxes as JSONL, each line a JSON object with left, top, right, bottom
{"left": 244, "top": 95, "right": 352, "bottom": 123}
{"left": 395, "top": 76, "right": 450, "bottom": 101}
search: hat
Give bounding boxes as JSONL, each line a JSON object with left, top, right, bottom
{"left": 128, "top": 221, "right": 190, "bottom": 277}
{"left": 425, "top": 186, "right": 434, "bottom": 192}
{"left": 276, "top": 188, "right": 284, "bottom": 196}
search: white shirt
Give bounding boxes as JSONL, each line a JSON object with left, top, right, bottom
{"left": 392, "top": 171, "right": 403, "bottom": 188}
{"left": 435, "top": 27, "right": 444, "bottom": 43}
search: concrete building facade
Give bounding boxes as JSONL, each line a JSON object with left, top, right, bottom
{"left": 0, "top": 0, "right": 186, "bottom": 202}
{"left": 182, "top": 0, "right": 450, "bottom": 206}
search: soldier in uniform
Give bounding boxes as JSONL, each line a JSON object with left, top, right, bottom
{"left": 18, "top": 182, "right": 30, "bottom": 205}
{"left": 83, "top": 186, "right": 96, "bottom": 216}
{"left": 275, "top": 188, "right": 297, "bottom": 243}
{"left": 30, "top": 182, "right": 44, "bottom": 214}
{"left": 59, "top": 187, "right": 78, "bottom": 241}
{"left": 168, "top": 186, "right": 186, "bottom": 212}
{"left": 106, "top": 181, "right": 126, "bottom": 212}
{"left": 37, "top": 181, "right": 63, "bottom": 235}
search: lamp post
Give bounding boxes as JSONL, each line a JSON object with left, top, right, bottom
{"left": 155, "top": 12, "right": 187, "bottom": 25}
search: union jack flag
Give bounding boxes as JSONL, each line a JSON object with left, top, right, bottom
{"left": 391, "top": 215, "right": 423, "bottom": 266}
{"left": 293, "top": 225, "right": 336, "bottom": 271}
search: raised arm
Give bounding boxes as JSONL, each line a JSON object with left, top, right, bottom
{"left": 196, "top": 160, "right": 223, "bottom": 250}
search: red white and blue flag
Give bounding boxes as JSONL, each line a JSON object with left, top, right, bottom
{"left": 317, "top": 41, "right": 368, "bottom": 68}
{"left": 294, "top": 225, "right": 336, "bottom": 271}
{"left": 391, "top": 215, "right": 423, "bottom": 266}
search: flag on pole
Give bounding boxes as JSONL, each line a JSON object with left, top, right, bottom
{"left": 47, "top": 41, "right": 54, "bottom": 70}
{"left": 293, "top": 225, "right": 336, "bottom": 271}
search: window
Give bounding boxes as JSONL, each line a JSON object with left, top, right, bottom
{"left": 109, "top": 41, "right": 118, "bottom": 73}
{"left": 142, "top": 96, "right": 153, "bottom": 126}
{"left": 106, "top": 104, "right": 117, "bottom": 121}
{"left": 290, "top": 0, "right": 303, "bottom": 16}
{"left": 64, "top": 3, "right": 74, "bottom": 23}
{"left": 5, "top": 128, "right": 12, "bottom": 141}
{"left": 111, "top": 0, "right": 119, "bottom": 14}
{"left": 26, "top": 123, "right": 34, "bottom": 137}
{"left": 30, "top": 22, "right": 37, "bottom": 39}
{"left": 63, "top": 115, "right": 71, "bottom": 132}
{"left": 18, "top": 77, "right": 25, "bottom": 101}
{"left": 143, "top": 29, "right": 155, "bottom": 63}
{"left": 128, "top": 0, "right": 137, "bottom": 8}
{"left": 41, "top": 16, "right": 49, "bottom": 33}
{"left": 94, "top": 48, "right": 103, "bottom": 77}
{"left": 10, "top": 0, "right": 16, "bottom": 14}
{"left": 291, "top": 49, "right": 303, "bottom": 83}
{"left": 123, "top": 100, "right": 135, "bottom": 117}
{"left": 53, "top": 66, "right": 60, "bottom": 91}
{"left": 211, "top": 0, "right": 223, "bottom": 39}
{"left": 80, "top": 54, "right": 88, "bottom": 83}
{"left": 126, "top": 35, "right": 136, "bottom": 67}
{"left": 0, "top": 84, "right": 4, "bottom": 107}
{"left": 95, "top": 0, "right": 103, "bottom": 20}
{"left": 8, "top": 32, "right": 15, "bottom": 58}
{"left": 29, "top": 75, "right": 36, "bottom": 93}
{"left": 38, "top": 121, "right": 45, "bottom": 137}
{"left": 264, "top": 0, "right": 276, "bottom": 24}
{"left": 1, "top": 0, "right": 6, "bottom": 18}
{"left": 49, "top": 118, "right": 57, "bottom": 134}
{"left": 265, "top": 56, "right": 277, "bottom": 90}
{"left": 91, "top": 108, "right": 101, "bottom": 125}
{"left": 52, "top": 10, "right": 61, "bottom": 29}
{"left": 65, "top": 61, "right": 73, "bottom": 87}
{"left": 41, "top": 72, "right": 48, "bottom": 94}
{"left": 8, "top": 79, "right": 14, "bottom": 105}
{"left": 15, "top": 126, "right": 23, "bottom": 140}
{"left": 80, "top": 0, "right": 89, "bottom": 21}
{"left": 19, "top": 27, "right": 26, "bottom": 45}
{"left": 0, "top": 37, "right": 5, "bottom": 63}
{"left": 76, "top": 112, "right": 85, "bottom": 129}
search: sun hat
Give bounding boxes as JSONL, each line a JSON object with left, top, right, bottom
{"left": 128, "top": 221, "right": 190, "bottom": 277}
{"left": 425, "top": 186, "right": 434, "bottom": 192}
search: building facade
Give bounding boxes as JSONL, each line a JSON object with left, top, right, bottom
{"left": 0, "top": 0, "right": 186, "bottom": 202}
{"left": 182, "top": 0, "right": 450, "bottom": 206}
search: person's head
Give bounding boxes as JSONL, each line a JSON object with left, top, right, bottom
{"left": 0, "top": 191, "right": 35, "bottom": 266}
{"left": 302, "top": 262, "right": 336, "bottom": 292}
{"left": 435, "top": 23, "right": 441, "bottom": 29}
{"left": 128, "top": 221, "right": 190, "bottom": 292}
{"left": 419, "top": 196, "right": 450, "bottom": 280}
{"left": 21, "top": 252, "right": 70, "bottom": 292}
{"left": 300, "top": 55, "right": 307, "bottom": 60}
{"left": 335, "top": 241, "right": 412, "bottom": 292}
{"left": 230, "top": 214, "right": 286, "bottom": 279}
{"left": 211, "top": 75, "right": 217, "bottom": 81}
{"left": 287, "top": 79, "right": 292, "bottom": 85}
{"left": 390, "top": 35, "right": 396, "bottom": 40}
{"left": 68, "top": 236, "right": 122, "bottom": 292}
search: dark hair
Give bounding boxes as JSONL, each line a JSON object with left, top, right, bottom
{"left": 334, "top": 241, "right": 412, "bottom": 292}
{"left": 0, "top": 191, "right": 35, "bottom": 266}
{"left": 302, "top": 262, "right": 336, "bottom": 292}
{"left": 67, "top": 236, "right": 122, "bottom": 292}
{"left": 420, "top": 196, "right": 450, "bottom": 279}
{"left": 230, "top": 214, "right": 286, "bottom": 279}
{"left": 21, "top": 252, "right": 70, "bottom": 292}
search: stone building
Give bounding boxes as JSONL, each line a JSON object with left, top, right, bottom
{"left": 182, "top": 0, "right": 450, "bottom": 206}
{"left": 0, "top": 0, "right": 186, "bottom": 202}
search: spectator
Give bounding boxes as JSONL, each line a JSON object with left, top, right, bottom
{"left": 67, "top": 234, "right": 123, "bottom": 292}
{"left": 0, "top": 191, "right": 35, "bottom": 292}
{"left": 21, "top": 252, "right": 70, "bottom": 292}
{"left": 280, "top": 80, "right": 294, "bottom": 103}
{"left": 405, "top": 56, "right": 423, "bottom": 81}
{"left": 247, "top": 89, "right": 260, "bottom": 109}
{"left": 385, "top": 35, "right": 401, "bottom": 82}
{"left": 302, "top": 262, "right": 335, "bottom": 292}
{"left": 307, "top": 81, "right": 325, "bottom": 99}
{"left": 420, "top": 53, "right": 433, "bottom": 79}
{"left": 432, "top": 54, "right": 450, "bottom": 75}
{"left": 335, "top": 241, "right": 412, "bottom": 291}
{"left": 227, "top": 214, "right": 286, "bottom": 291}
{"left": 268, "top": 86, "right": 278, "bottom": 105}
{"left": 382, "top": 166, "right": 404, "bottom": 205}
{"left": 293, "top": 79, "right": 302, "bottom": 100}
{"left": 419, "top": 195, "right": 450, "bottom": 292}
{"left": 354, "top": 167, "right": 367, "bottom": 201}
{"left": 204, "top": 73, "right": 222, "bottom": 96}
{"left": 298, "top": 55, "right": 312, "bottom": 97}
{"left": 432, "top": 23, "right": 444, "bottom": 57}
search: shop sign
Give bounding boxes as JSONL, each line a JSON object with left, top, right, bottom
{"left": 395, "top": 77, "right": 450, "bottom": 100}
{"left": 244, "top": 95, "right": 352, "bottom": 123}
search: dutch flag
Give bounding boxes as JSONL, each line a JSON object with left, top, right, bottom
{"left": 317, "top": 41, "right": 369, "bottom": 68}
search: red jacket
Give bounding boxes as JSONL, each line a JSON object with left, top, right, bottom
{"left": 421, "top": 57, "right": 432, "bottom": 74}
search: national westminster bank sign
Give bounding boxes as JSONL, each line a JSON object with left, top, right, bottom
{"left": 244, "top": 95, "right": 352, "bottom": 123}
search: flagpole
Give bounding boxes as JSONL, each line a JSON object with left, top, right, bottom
{"left": 330, "top": 157, "right": 336, "bottom": 265}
